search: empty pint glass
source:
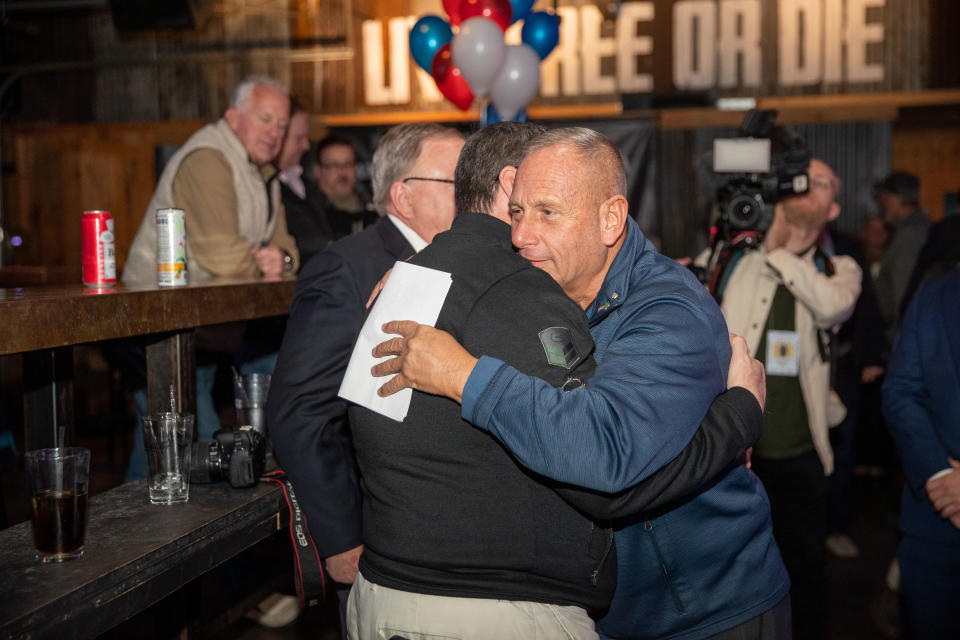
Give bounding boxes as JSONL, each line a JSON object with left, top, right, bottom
{"left": 142, "top": 412, "right": 194, "bottom": 504}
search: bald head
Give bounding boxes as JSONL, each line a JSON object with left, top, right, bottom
{"left": 522, "top": 127, "right": 627, "bottom": 209}
{"left": 510, "top": 127, "right": 630, "bottom": 309}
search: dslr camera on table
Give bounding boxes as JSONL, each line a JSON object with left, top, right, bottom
{"left": 190, "top": 426, "right": 267, "bottom": 489}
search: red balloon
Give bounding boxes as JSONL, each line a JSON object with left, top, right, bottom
{"left": 431, "top": 43, "right": 475, "bottom": 111}
{"left": 443, "top": 0, "right": 462, "bottom": 27}
{"left": 459, "top": 0, "right": 512, "bottom": 32}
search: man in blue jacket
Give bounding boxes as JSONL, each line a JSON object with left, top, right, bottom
{"left": 373, "top": 127, "right": 790, "bottom": 639}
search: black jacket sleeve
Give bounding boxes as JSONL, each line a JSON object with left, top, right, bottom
{"left": 463, "top": 263, "right": 762, "bottom": 522}
{"left": 554, "top": 386, "right": 762, "bottom": 520}
{"left": 266, "top": 251, "right": 365, "bottom": 558}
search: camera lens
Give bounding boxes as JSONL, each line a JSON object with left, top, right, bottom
{"left": 189, "top": 441, "right": 224, "bottom": 484}
{"left": 725, "top": 192, "right": 765, "bottom": 230}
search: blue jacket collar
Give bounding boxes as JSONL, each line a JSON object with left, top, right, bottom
{"left": 587, "top": 217, "right": 646, "bottom": 324}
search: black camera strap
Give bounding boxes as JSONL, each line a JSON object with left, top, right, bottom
{"left": 706, "top": 231, "right": 764, "bottom": 305}
{"left": 262, "top": 469, "right": 327, "bottom": 608}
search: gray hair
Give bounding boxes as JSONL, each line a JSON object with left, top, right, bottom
{"left": 371, "top": 123, "right": 464, "bottom": 211}
{"left": 230, "top": 75, "right": 289, "bottom": 110}
{"left": 523, "top": 127, "right": 627, "bottom": 200}
{"left": 455, "top": 121, "right": 546, "bottom": 215}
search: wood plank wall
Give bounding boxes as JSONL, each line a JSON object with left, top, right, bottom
{"left": 2, "top": 122, "right": 205, "bottom": 271}
{"left": 2, "top": 0, "right": 947, "bottom": 123}
{"left": 5, "top": 110, "right": 958, "bottom": 270}
{"left": 891, "top": 112, "right": 960, "bottom": 220}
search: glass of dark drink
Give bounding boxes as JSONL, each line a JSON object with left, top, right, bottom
{"left": 24, "top": 447, "right": 90, "bottom": 563}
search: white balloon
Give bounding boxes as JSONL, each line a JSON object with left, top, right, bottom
{"left": 490, "top": 44, "right": 541, "bottom": 120}
{"left": 451, "top": 17, "right": 506, "bottom": 98}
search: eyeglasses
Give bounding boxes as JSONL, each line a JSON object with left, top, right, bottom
{"left": 402, "top": 177, "right": 455, "bottom": 185}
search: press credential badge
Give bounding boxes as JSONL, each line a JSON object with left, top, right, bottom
{"left": 766, "top": 330, "right": 800, "bottom": 376}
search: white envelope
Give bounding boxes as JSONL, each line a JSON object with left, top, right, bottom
{"left": 337, "top": 260, "right": 452, "bottom": 421}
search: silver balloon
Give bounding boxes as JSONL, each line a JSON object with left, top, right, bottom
{"left": 490, "top": 44, "right": 541, "bottom": 120}
{"left": 451, "top": 17, "right": 507, "bottom": 98}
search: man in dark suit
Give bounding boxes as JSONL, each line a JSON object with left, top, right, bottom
{"left": 277, "top": 102, "right": 334, "bottom": 264}
{"left": 266, "top": 122, "right": 466, "bottom": 622}
{"left": 884, "top": 265, "right": 960, "bottom": 640}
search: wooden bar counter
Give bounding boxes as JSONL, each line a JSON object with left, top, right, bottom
{"left": 0, "top": 277, "right": 296, "bottom": 355}
{"left": 0, "top": 276, "right": 296, "bottom": 450}
{"left": 0, "top": 480, "right": 286, "bottom": 639}
{"left": 0, "top": 276, "right": 298, "bottom": 638}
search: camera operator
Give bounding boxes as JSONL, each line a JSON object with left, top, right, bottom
{"left": 701, "top": 158, "right": 861, "bottom": 639}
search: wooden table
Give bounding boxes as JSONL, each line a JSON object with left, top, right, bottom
{"left": 0, "top": 276, "right": 299, "bottom": 638}
{"left": 0, "top": 479, "right": 287, "bottom": 639}
{"left": 0, "top": 277, "right": 296, "bottom": 450}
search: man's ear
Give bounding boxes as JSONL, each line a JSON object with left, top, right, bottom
{"left": 827, "top": 201, "right": 841, "bottom": 223}
{"left": 599, "top": 195, "right": 629, "bottom": 247}
{"left": 388, "top": 181, "right": 413, "bottom": 222}
{"left": 225, "top": 107, "right": 239, "bottom": 131}
{"left": 498, "top": 165, "right": 518, "bottom": 197}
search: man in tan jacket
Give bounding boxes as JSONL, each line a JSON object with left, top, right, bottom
{"left": 709, "top": 158, "right": 861, "bottom": 640}
{"left": 123, "top": 75, "right": 299, "bottom": 284}
{"left": 120, "top": 76, "right": 300, "bottom": 484}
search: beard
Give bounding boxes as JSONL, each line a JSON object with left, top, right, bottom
{"left": 781, "top": 199, "right": 826, "bottom": 232}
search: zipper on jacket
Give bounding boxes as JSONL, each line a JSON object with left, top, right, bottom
{"left": 591, "top": 526, "right": 614, "bottom": 586}
{"left": 644, "top": 520, "right": 685, "bottom": 613}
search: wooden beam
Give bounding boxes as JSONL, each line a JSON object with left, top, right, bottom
{"left": 321, "top": 102, "right": 625, "bottom": 127}
{"left": 319, "top": 89, "right": 960, "bottom": 129}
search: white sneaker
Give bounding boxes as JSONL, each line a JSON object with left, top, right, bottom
{"left": 825, "top": 533, "right": 860, "bottom": 558}
{"left": 245, "top": 593, "right": 301, "bottom": 628}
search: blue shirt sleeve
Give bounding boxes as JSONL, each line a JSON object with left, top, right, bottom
{"left": 463, "top": 294, "right": 730, "bottom": 493}
{"left": 461, "top": 356, "right": 506, "bottom": 421}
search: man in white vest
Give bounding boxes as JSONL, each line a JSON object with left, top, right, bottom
{"left": 123, "top": 75, "right": 300, "bottom": 284}
{"left": 120, "top": 76, "right": 301, "bottom": 485}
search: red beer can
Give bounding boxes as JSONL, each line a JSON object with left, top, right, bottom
{"left": 81, "top": 210, "right": 116, "bottom": 288}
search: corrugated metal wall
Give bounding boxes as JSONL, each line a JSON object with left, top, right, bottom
{"left": 0, "top": 0, "right": 947, "bottom": 122}
{"left": 654, "top": 120, "right": 891, "bottom": 258}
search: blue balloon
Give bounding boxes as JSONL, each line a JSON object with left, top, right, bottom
{"left": 509, "top": 0, "right": 536, "bottom": 24}
{"left": 521, "top": 11, "right": 561, "bottom": 60}
{"left": 482, "top": 103, "right": 528, "bottom": 127}
{"left": 409, "top": 15, "right": 453, "bottom": 73}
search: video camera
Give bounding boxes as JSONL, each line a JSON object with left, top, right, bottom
{"left": 713, "top": 109, "right": 811, "bottom": 240}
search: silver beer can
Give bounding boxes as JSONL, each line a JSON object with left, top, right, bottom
{"left": 156, "top": 208, "right": 188, "bottom": 286}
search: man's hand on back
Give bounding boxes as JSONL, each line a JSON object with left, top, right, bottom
{"left": 324, "top": 544, "right": 364, "bottom": 584}
{"left": 727, "top": 333, "right": 766, "bottom": 412}
{"left": 371, "top": 320, "right": 477, "bottom": 403}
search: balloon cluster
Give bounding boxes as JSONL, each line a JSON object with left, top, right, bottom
{"left": 409, "top": 0, "right": 561, "bottom": 121}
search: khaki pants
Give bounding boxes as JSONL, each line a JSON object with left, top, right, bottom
{"left": 346, "top": 572, "right": 598, "bottom": 640}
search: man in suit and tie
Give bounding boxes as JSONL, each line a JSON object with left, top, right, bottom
{"left": 266, "top": 122, "right": 465, "bottom": 624}
{"left": 884, "top": 264, "right": 960, "bottom": 640}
